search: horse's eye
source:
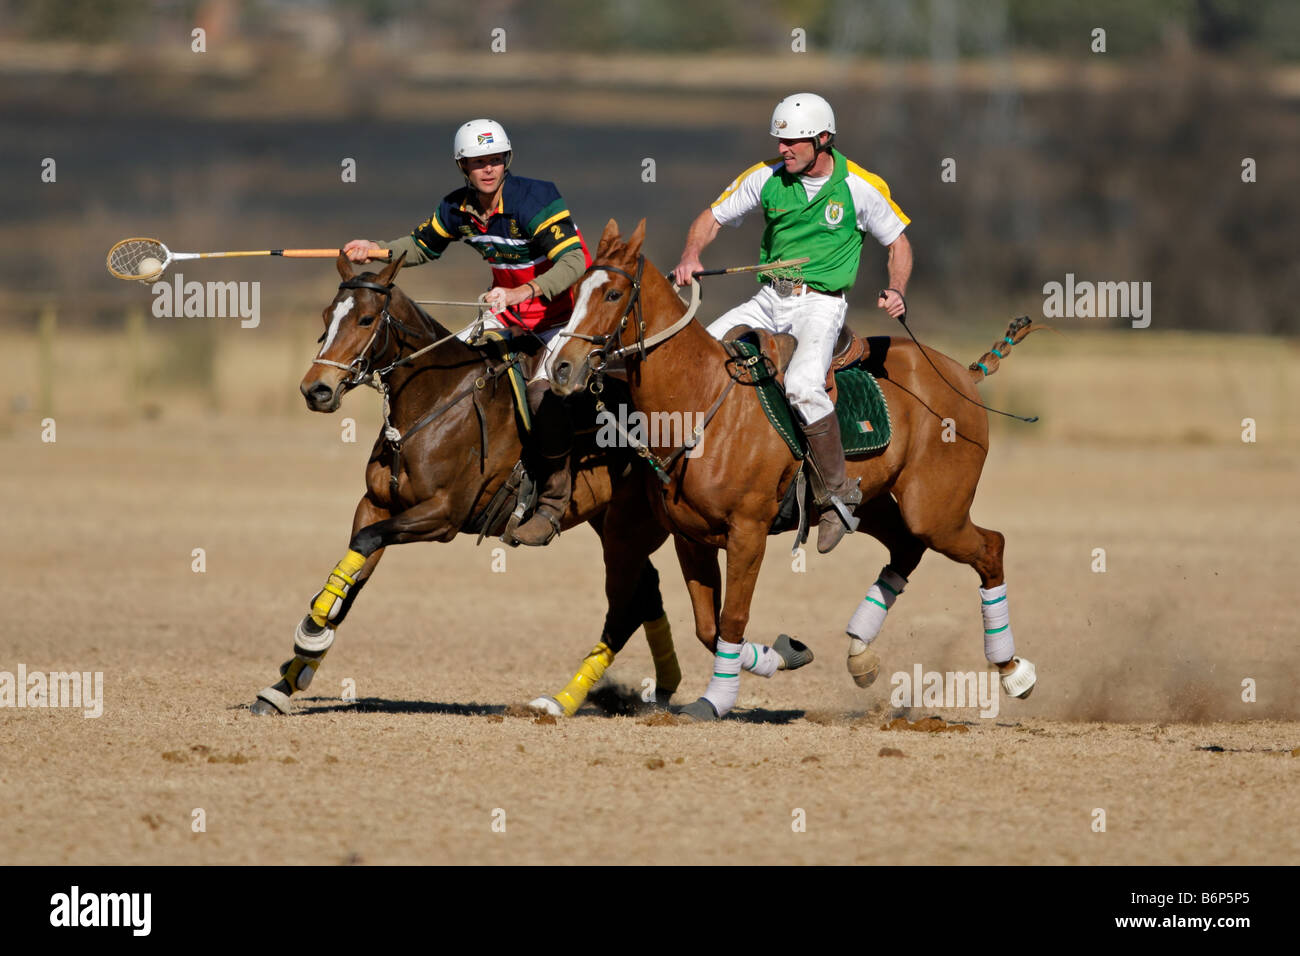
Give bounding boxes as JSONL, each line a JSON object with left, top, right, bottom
{"left": 358, "top": 314, "right": 375, "bottom": 327}
{"left": 604, "top": 289, "right": 623, "bottom": 302}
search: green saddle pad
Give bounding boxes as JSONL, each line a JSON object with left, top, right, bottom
{"left": 727, "top": 340, "right": 892, "bottom": 458}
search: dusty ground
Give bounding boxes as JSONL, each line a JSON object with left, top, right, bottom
{"left": 1, "top": 330, "right": 1297, "bottom": 865}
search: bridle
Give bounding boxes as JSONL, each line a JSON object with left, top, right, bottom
{"left": 561, "top": 257, "right": 648, "bottom": 391}
{"left": 560, "top": 255, "right": 701, "bottom": 393}
{"left": 312, "top": 276, "right": 437, "bottom": 388}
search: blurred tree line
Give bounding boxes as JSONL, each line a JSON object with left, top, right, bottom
{"left": 5, "top": 0, "right": 1299, "bottom": 60}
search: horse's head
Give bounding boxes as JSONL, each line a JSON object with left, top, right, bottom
{"left": 548, "top": 218, "right": 648, "bottom": 398}
{"left": 300, "top": 251, "right": 408, "bottom": 412}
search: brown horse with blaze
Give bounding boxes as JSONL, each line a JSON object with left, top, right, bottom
{"left": 548, "top": 219, "right": 1042, "bottom": 720}
{"left": 250, "top": 251, "right": 681, "bottom": 717}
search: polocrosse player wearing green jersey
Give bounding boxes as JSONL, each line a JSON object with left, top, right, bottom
{"left": 672, "top": 93, "right": 912, "bottom": 554}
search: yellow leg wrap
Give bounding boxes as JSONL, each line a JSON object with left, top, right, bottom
{"left": 553, "top": 642, "right": 615, "bottom": 717}
{"left": 643, "top": 615, "right": 681, "bottom": 695}
{"left": 282, "top": 647, "right": 331, "bottom": 693}
{"left": 310, "top": 549, "right": 367, "bottom": 627}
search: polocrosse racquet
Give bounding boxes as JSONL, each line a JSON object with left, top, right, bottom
{"left": 106, "top": 237, "right": 391, "bottom": 282}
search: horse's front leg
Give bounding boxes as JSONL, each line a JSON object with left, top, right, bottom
{"left": 679, "top": 523, "right": 771, "bottom": 721}
{"left": 252, "top": 493, "right": 392, "bottom": 715}
{"left": 530, "top": 485, "right": 678, "bottom": 717}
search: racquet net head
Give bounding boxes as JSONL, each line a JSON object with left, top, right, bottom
{"left": 107, "top": 238, "right": 168, "bottom": 281}
{"left": 759, "top": 262, "right": 805, "bottom": 282}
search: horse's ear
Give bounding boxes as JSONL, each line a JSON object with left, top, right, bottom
{"left": 376, "top": 250, "right": 406, "bottom": 285}
{"left": 625, "top": 218, "right": 647, "bottom": 259}
{"left": 595, "top": 218, "right": 621, "bottom": 259}
{"left": 337, "top": 251, "right": 353, "bottom": 279}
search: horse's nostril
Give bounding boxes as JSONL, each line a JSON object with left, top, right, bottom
{"left": 304, "top": 382, "right": 333, "bottom": 405}
{"left": 554, "top": 363, "right": 570, "bottom": 387}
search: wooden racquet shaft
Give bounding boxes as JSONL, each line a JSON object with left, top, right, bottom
{"left": 185, "top": 249, "right": 393, "bottom": 260}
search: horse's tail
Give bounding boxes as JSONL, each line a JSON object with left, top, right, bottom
{"left": 967, "top": 315, "right": 1052, "bottom": 383}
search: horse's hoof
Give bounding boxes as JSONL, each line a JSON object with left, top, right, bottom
{"left": 1000, "top": 657, "right": 1036, "bottom": 699}
{"left": 252, "top": 686, "right": 292, "bottom": 715}
{"left": 653, "top": 688, "right": 675, "bottom": 710}
{"left": 528, "top": 696, "right": 566, "bottom": 717}
{"left": 677, "top": 698, "right": 720, "bottom": 723}
{"left": 774, "top": 634, "right": 815, "bottom": 671}
{"left": 847, "top": 638, "right": 880, "bottom": 688}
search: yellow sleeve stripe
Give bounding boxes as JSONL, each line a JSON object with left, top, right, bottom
{"left": 535, "top": 210, "right": 572, "bottom": 234}
{"left": 846, "top": 160, "right": 909, "bottom": 224}
{"left": 429, "top": 212, "right": 454, "bottom": 239}
{"left": 711, "top": 157, "right": 782, "bottom": 207}
{"left": 548, "top": 235, "right": 582, "bottom": 258}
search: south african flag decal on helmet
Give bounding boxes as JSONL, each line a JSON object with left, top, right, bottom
{"left": 477, "top": 132, "right": 495, "bottom": 145}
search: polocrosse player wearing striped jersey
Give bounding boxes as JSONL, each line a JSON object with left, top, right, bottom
{"left": 672, "top": 93, "right": 913, "bottom": 554}
{"left": 345, "top": 119, "right": 591, "bottom": 546}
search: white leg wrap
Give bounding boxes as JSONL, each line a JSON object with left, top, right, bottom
{"left": 980, "top": 583, "right": 1015, "bottom": 663}
{"left": 846, "top": 567, "right": 907, "bottom": 643}
{"left": 702, "top": 640, "right": 744, "bottom": 717}
{"left": 740, "top": 642, "right": 781, "bottom": 679}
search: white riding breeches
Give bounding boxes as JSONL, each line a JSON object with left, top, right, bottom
{"left": 706, "top": 285, "right": 847, "bottom": 423}
{"left": 457, "top": 314, "right": 566, "bottom": 384}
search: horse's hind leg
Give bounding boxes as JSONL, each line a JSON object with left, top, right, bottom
{"left": 251, "top": 495, "right": 390, "bottom": 715}
{"left": 908, "top": 512, "right": 1037, "bottom": 700}
{"left": 844, "top": 494, "right": 927, "bottom": 688}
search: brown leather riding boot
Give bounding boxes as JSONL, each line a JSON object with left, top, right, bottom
{"left": 803, "top": 411, "right": 861, "bottom": 554}
{"left": 509, "top": 381, "right": 573, "bottom": 547}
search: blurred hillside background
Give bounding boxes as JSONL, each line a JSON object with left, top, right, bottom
{"left": 0, "top": 0, "right": 1296, "bottom": 429}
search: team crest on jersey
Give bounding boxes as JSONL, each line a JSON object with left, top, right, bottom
{"left": 825, "top": 201, "right": 844, "bottom": 226}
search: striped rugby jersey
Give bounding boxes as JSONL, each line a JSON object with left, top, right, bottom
{"left": 408, "top": 174, "right": 591, "bottom": 331}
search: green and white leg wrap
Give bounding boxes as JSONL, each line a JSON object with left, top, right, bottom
{"left": 740, "top": 641, "right": 781, "bottom": 678}
{"left": 846, "top": 567, "right": 907, "bottom": 644}
{"left": 701, "top": 639, "right": 744, "bottom": 717}
{"left": 980, "top": 583, "right": 1015, "bottom": 663}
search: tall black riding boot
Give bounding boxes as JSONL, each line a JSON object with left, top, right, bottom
{"left": 803, "top": 411, "right": 862, "bottom": 554}
{"left": 509, "top": 380, "right": 573, "bottom": 547}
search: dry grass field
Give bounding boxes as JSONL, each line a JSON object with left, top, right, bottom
{"left": 1, "top": 325, "right": 1297, "bottom": 864}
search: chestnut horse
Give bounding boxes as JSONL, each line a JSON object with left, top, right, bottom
{"left": 250, "top": 252, "right": 682, "bottom": 717}
{"left": 548, "top": 220, "right": 1041, "bottom": 720}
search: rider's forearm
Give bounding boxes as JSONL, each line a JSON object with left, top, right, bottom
{"left": 530, "top": 247, "right": 587, "bottom": 299}
{"left": 385, "top": 234, "right": 429, "bottom": 266}
{"left": 681, "top": 208, "right": 722, "bottom": 261}
{"left": 886, "top": 234, "right": 912, "bottom": 294}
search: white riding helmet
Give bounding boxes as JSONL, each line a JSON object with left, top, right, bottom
{"left": 453, "top": 118, "right": 512, "bottom": 163}
{"left": 770, "top": 93, "right": 836, "bottom": 139}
